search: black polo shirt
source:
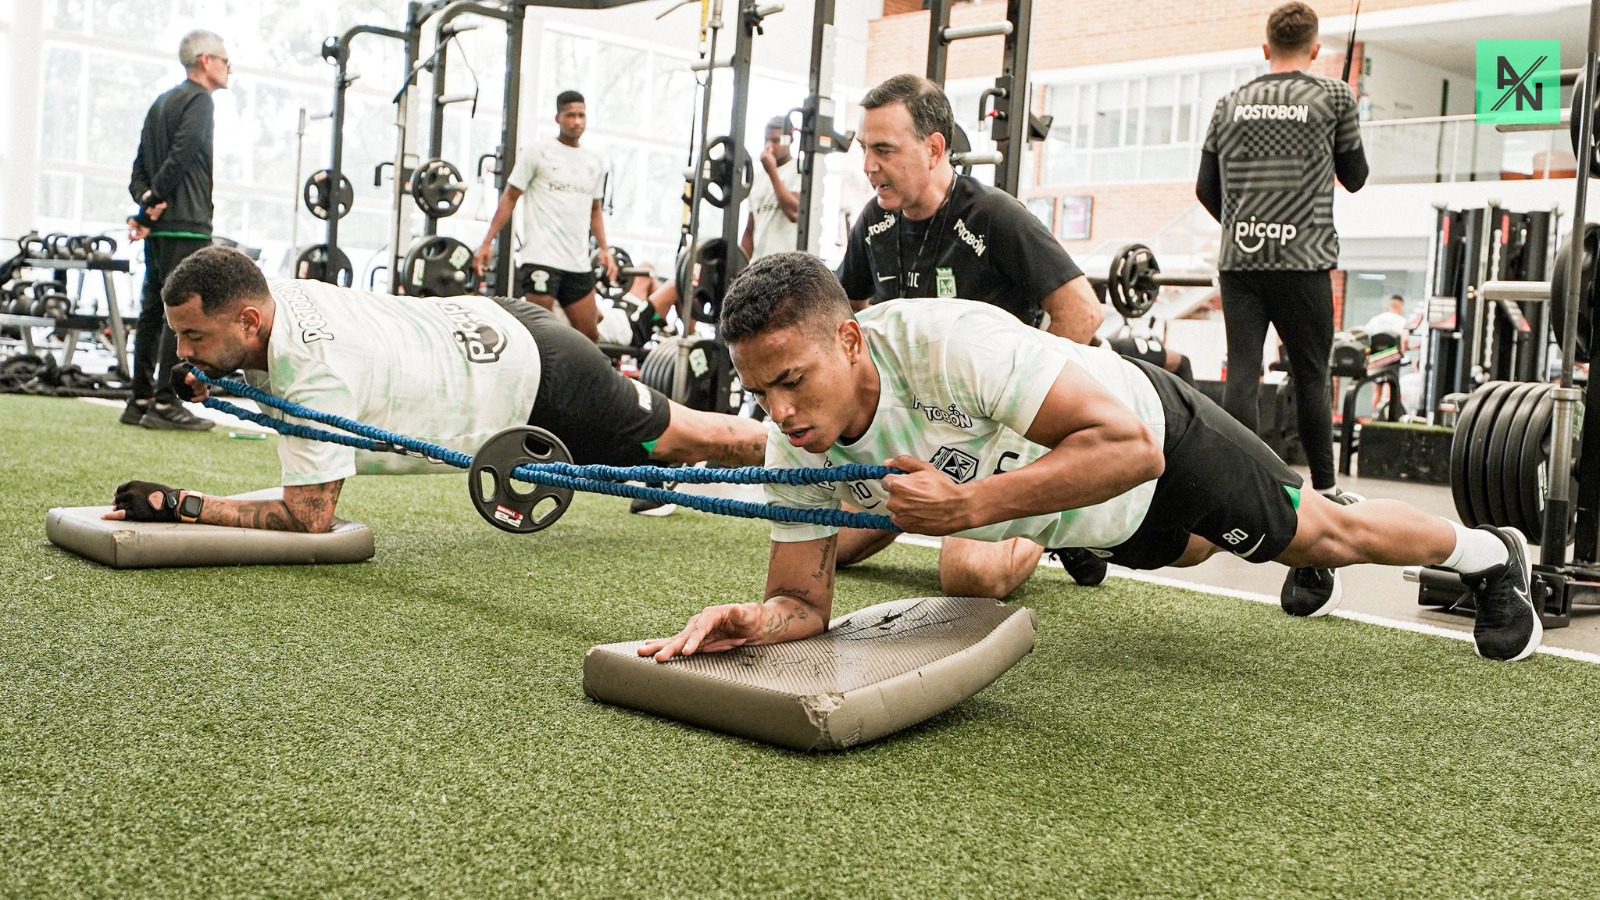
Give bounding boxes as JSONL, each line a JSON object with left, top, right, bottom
{"left": 837, "top": 174, "right": 1084, "bottom": 326}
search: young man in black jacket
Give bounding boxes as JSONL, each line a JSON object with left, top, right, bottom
{"left": 124, "top": 29, "right": 230, "bottom": 431}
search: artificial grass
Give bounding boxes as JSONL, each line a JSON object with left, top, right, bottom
{"left": 3, "top": 393, "right": 1600, "bottom": 897}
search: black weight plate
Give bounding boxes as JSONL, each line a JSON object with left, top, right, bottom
{"left": 640, "top": 340, "right": 679, "bottom": 398}
{"left": 294, "top": 244, "right": 353, "bottom": 287}
{"left": 1550, "top": 223, "right": 1597, "bottom": 365}
{"left": 411, "top": 158, "right": 466, "bottom": 218}
{"left": 1572, "top": 69, "right": 1600, "bottom": 178}
{"left": 1463, "top": 381, "right": 1514, "bottom": 528}
{"left": 467, "top": 426, "right": 574, "bottom": 534}
{"left": 1485, "top": 382, "right": 1539, "bottom": 528}
{"left": 1520, "top": 388, "right": 1582, "bottom": 547}
{"left": 401, "top": 236, "right": 476, "bottom": 297}
{"left": 1449, "top": 384, "right": 1489, "bottom": 524}
{"left": 1502, "top": 382, "right": 1550, "bottom": 536}
{"left": 303, "top": 169, "right": 354, "bottom": 221}
{"left": 1106, "top": 242, "right": 1160, "bottom": 319}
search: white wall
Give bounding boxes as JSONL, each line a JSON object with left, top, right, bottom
{"left": 1362, "top": 46, "right": 1458, "bottom": 121}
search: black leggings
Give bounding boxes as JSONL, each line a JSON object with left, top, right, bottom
{"left": 1219, "top": 269, "right": 1336, "bottom": 491}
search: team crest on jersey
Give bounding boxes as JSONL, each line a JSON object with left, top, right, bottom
{"left": 439, "top": 302, "right": 507, "bottom": 363}
{"left": 929, "top": 446, "right": 980, "bottom": 483}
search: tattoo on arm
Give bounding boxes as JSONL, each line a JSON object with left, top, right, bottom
{"left": 199, "top": 481, "right": 344, "bottom": 533}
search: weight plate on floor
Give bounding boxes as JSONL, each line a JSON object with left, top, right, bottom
{"left": 1486, "top": 383, "right": 1539, "bottom": 528}
{"left": 1463, "top": 381, "right": 1514, "bottom": 528}
{"left": 294, "top": 243, "right": 353, "bottom": 287}
{"left": 1501, "top": 382, "right": 1550, "bottom": 536}
{"left": 1449, "top": 385, "right": 1487, "bottom": 525}
{"left": 400, "top": 235, "right": 477, "bottom": 297}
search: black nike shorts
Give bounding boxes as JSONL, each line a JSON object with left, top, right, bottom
{"left": 493, "top": 297, "right": 671, "bottom": 466}
{"left": 515, "top": 263, "right": 596, "bottom": 307}
{"left": 1084, "top": 360, "right": 1305, "bottom": 570}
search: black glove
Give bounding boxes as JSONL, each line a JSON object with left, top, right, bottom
{"left": 113, "top": 481, "right": 180, "bottom": 522}
{"left": 171, "top": 362, "right": 198, "bottom": 402}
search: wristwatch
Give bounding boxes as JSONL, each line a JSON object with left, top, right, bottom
{"left": 167, "top": 490, "right": 205, "bottom": 524}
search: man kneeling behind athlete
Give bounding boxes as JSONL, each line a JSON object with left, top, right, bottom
{"left": 106, "top": 246, "right": 766, "bottom": 532}
{"left": 642, "top": 252, "right": 1541, "bottom": 663}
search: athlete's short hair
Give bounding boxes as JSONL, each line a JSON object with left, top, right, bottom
{"left": 162, "top": 246, "right": 269, "bottom": 316}
{"left": 1266, "top": 2, "right": 1318, "bottom": 56}
{"left": 720, "top": 252, "right": 852, "bottom": 345}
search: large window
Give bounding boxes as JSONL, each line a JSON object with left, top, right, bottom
{"left": 1036, "top": 62, "right": 1266, "bottom": 188}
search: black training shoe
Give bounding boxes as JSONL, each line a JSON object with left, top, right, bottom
{"left": 1461, "top": 526, "right": 1541, "bottom": 662}
{"left": 140, "top": 403, "right": 215, "bottom": 431}
{"left": 1053, "top": 548, "right": 1108, "bottom": 587}
{"left": 1280, "top": 489, "right": 1363, "bottom": 617}
{"left": 1280, "top": 566, "right": 1343, "bottom": 617}
{"left": 119, "top": 399, "right": 150, "bottom": 425}
{"left": 629, "top": 497, "right": 677, "bottom": 517}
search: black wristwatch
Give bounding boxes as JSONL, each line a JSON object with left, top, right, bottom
{"left": 167, "top": 490, "right": 205, "bottom": 524}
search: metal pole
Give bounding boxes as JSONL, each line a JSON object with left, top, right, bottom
{"left": 993, "top": 0, "right": 1033, "bottom": 196}
{"left": 493, "top": 2, "right": 525, "bottom": 296}
{"left": 797, "top": 0, "right": 836, "bottom": 253}
{"left": 925, "top": 0, "right": 951, "bottom": 85}
{"left": 1547, "top": 0, "right": 1600, "bottom": 563}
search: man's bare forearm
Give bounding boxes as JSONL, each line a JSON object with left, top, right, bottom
{"left": 197, "top": 481, "right": 343, "bottom": 533}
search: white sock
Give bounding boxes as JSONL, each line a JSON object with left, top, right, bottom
{"left": 1441, "top": 522, "right": 1508, "bottom": 574}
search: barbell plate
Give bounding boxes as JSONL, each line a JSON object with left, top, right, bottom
{"left": 1485, "top": 382, "right": 1540, "bottom": 528}
{"left": 1460, "top": 382, "right": 1513, "bottom": 528}
{"left": 467, "top": 426, "right": 575, "bottom": 534}
{"left": 1449, "top": 386, "right": 1486, "bottom": 526}
{"left": 1502, "top": 382, "right": 1550, "bottom": 536}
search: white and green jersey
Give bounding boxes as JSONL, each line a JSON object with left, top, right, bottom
{"left": 245, "top": 279, "right": 542, "bottom": 485}
{"left": 508, "top": 139, "right": 607, "bottom": 272}
{"left": 765, "top": 299, "right": 1166, "bottom": 549}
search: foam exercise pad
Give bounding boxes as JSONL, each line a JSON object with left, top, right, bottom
{"left": 45, "top": 490, "right": 374, "bottom": 568}
{"left": 583, "top": 596, "right": 1037, "bottom": 751}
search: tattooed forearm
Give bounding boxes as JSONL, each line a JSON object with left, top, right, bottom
{"left": 752, "top": 596, "right": 818, "bottom": 645}
{"left": 198, "top": 480, "right": 343, "bottom": 533}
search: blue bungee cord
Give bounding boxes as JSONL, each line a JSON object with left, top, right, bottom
{"left": 191, "top": 370, "right": 903, "bottom": 532}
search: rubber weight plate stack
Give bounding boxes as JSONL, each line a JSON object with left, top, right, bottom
{"left": 637, "top": 337, "right": 741, "bottom": 414}
{"left": 1449, "top": 383, "right": 1491, "bottom": 526}
{"left": 1482, "top": 382, "right": 1540, "bottom": 529}
{"left": 1550, "top": 222, "right": 1597, "bottom": 365}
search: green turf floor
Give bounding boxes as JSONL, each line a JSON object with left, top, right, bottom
{"left": 4, "top": 394, "right": 1600, "bottom": 897}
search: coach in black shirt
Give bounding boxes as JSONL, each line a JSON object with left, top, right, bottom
{"left": 123, "top": 29, "right": 230, "bottom": 431}
{"left": 832, "top": 74, "right": 1104, "bottom": 599}
{"left": 838, "top": 74, "right": 1103, "bottom": 343}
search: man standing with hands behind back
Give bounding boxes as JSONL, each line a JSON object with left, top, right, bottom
{"left": 124, "top": 29, "right": 230, "bottom": 432}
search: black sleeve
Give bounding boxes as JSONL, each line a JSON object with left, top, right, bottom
{"left": 987, "top": 193, "right": 1083, "bottom": 307}
{"left": 149, "top": 92, "right": 214, "bottom": 204}
{"left": 1334, "top": 147, "right": 1369, "bottom": 193}
{"left": 1195, "top": 149, "right": 1222, "bottom": 222}
{"left": 836, "top": 203, "right": 876, "bottom": 301}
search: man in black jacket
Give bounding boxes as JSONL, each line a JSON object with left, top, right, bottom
{"left": 124, "top": 29, "right": 230, "bottom": 430}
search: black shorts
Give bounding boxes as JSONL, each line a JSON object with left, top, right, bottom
{"left": 1086, "top": 360, "right": 1305, "bottom": 570}
{"left": 515, "top": 263, "right": 596, "bottom": 307}
{"left": 493, "top": 298, "right": 671, "bottom": 466}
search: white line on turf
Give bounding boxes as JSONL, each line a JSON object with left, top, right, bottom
{"left": 890, "top": 534, "right": 1600, "bottom": 666}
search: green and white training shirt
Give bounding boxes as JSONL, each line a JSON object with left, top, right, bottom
{"left": 765, "top": 299, "right": 1166, "bottom": 549}
{"left": 245, "top": 279, "right": 542, "bottom": 485}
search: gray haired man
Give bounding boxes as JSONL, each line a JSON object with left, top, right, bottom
{"left": 124, "top": 29, "right": 231, "bottom": 431}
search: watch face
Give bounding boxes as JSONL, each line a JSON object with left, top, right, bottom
{"left": 179, "top": 494, "right": 204, "bottom": 520}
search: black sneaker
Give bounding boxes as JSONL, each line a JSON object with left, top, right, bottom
{"left": 140, "top": 403, "right": 216, "bottom": 431}
{"left": 119, "top": 399, "right": 150, "bottom": 425}
{"left": 1052, "top": 548, "right": 1108, "bottom": 587}
{"left": 1461, "top": 526, "right": 1541, "bottom": 662}
{"left": 1280, "top": 566, "right": 1343, "bottom": 617}
{"left": 1279, "top": 489, "right": 1364, "bottom": 617}
{"left": 629, "top": 497, "right": 677, "bottom": 517}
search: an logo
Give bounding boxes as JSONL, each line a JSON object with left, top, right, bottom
{"left": 1232, "top": 103, "right": 1309, "bottom": 123}
{"left": 866, "top": 214, "right": 897, "bottom": 239}
{"left": 1477, "top": 41, "right": 1560, "bottom": 125}
{"left": 952, "top": 218, "right": 986, "bottom": 257}
{"left": 913, "top": 398, "right": 973, "bottom": 429}
{"left": 439, "top": 302, "right": 508, "bottom": 363}
{"left": 281, "top": 286, "right": 334, "bottom": 343}
{"left": 1233, "top": 216, "right": 1298, "bottom": 254}
{"left": 929, "top": 446, "right": 980, "bottom": 483}
{"left": 935, "top": 267, "right": 956, "bottom": 298}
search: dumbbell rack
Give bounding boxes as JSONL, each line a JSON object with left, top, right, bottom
{"left": 0, "top": 256, "right": 131, "bottom": 373}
